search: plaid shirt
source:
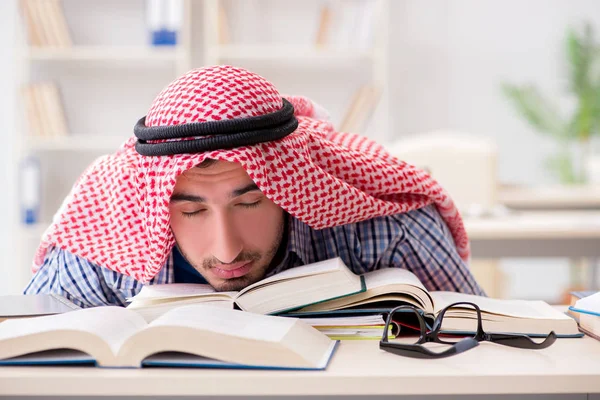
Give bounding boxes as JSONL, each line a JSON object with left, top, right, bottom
{"left": 24, "top": 205, "right": 484, "bottom": 308}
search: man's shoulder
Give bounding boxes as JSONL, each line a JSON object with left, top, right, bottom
{"left": 351, "top": 204, "right": 441, "bottom": 226}
{"left": 41, "top": 246, "right": 170, "bottom": 288}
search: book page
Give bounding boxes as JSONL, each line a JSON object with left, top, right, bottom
{"left": 364, "top": 268, "right": 427, "bottom": 291}
{"left": 148, "top": 304, "right": 297, "bottom": 342}
{"left": 0, "top": 307, "right": 147, "bottom": 361}
{"left": 235, "top": 259, "right": 362, "bottom": 315}
{"left": 574, "top": 291, "right": 600, "bottom": 314}
{"left": 237, "top": 258, "right": 346, "bottom": 297}
{"left": 127, "top": 283, "right": 236, "bottom": 306}
{"left": 431, "top": 292, "right": 570, "bottom": 319}
{"left": 297, "top": 268, "right": 434, "bottom": 313}
{"left": 118, "top": 304, "right": 335, "bottom": 369}
{"left": 131, "top": 298, "right": 235, "bottom": 323}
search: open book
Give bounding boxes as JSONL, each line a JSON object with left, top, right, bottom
{"left": 127, "top": 257, "right": 363, "bottom": 319}
{"left": 289, "top": 268, "right": 581, "bottom": 337}
{"left": 0, "top": 304, "right": 337, "bottom": 370}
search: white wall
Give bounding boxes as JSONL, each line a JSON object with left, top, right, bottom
{"left": 0, "top": 1, "right": 19, "bottom": 294}
{"left": 0, "top": 0, "right": 598, "bottom": 298}
{"left": 389, "top": 0, "right": 600, "bottom": 185}
{"left": 386, "top": 0, "right": 600, "bottom": 302}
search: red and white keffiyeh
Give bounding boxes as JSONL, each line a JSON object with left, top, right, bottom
{"left": 33, "top": 65, "right": 470, "bottom": 283}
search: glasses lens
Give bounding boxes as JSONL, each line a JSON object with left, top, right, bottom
{"left": 436, "top": 303, "right": 481, "bottom": 344}
{"left": 388, "top": 307, "right": 424, "bottom": 344}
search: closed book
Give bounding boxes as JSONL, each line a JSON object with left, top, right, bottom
{"left": 0, "top": 294, "right": 80, "bottom": 322}
{"left": 297, "top": 314, "right": 396, "bottom": 340}
{"left": 579, "top": 313, "right": 600, "bottom": 341}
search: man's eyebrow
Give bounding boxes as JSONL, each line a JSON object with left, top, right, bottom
{"left": 231, "top": 183, "right": 261, "bottom": 198}
{"left": 170, "top": 193, "right": 206, "bottom": 203}
{"left": 170, "top": 183, "right": 261, "bottom": 203}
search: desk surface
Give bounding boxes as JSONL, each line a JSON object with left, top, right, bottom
{"left": 499, "top": 185, "right": 600, "bottom": 210}
{"left": 464, "top": 210, "right": 600, "bottom": 240}
{"left": 1, "top": 336, "right": 599, "bottom": 396}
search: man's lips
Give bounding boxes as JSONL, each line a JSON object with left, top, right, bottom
{"left": 211, "top": 261, "right": 253, "bottom": 279}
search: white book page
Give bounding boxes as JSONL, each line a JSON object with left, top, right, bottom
{"left": 131, "top": 298, "right": 235, "bottom": 323}
{"left": 237, "top": 258, "right": 344, "bottom": 297}
{"left": 127, "top": 283, "right": 222, "bottom": 301}
{"left": 0, "top": 306, "right": 147, "bottom": 356}
{"left": 574, "top": 291, "right": 600, "bottom": 313}
{"left": 364, "top": 268, "right": 427, "bottom": 291}
{"left": 149, "top": 304, "right": 296, "bottom": 343}
{"left": 432, "top": 292, "right": 570, "bottom": 320}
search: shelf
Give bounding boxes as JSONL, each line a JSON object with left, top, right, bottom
{"left": 464, "top": 210, "right": 600, "bottom": 240}
{"left": 214, "top": 45, "right": 374, "bottom": 65}
{"left": 26, "top": 46, "right": 187, "bottom": 62}
{"left": 26, "top": 135, "right": 129, "bottom": 151}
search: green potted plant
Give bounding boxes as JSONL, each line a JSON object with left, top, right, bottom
{"left": 502, "top": 23, "right": 600, "bottom": 184}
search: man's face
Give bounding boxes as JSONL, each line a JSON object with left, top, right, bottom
{"left": 169, "top": 160, "right": 285, "bottom": 291}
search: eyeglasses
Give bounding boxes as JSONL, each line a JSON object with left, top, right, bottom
{"left": 379, "top": 301, "right": 557, "bottom": 359}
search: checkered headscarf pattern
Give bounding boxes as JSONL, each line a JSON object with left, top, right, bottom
{"left": 33, "top": 66, "right": 470, "bottom": 283}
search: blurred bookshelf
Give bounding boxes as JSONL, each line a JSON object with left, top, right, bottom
{"left": 213, "top": 45, "right": 374, "bottom": 64}
{"left": 26, "top": 135, "right": 128, "bottom": 151}
{"left": 26, "top": 46, "right": 187, "bottom": 62}
{"left": 14, "top": 0, "right": 193, "bottom": 290}
{"left": 13, "top": 0, "right": 390, "bottom": 291}
{"left": 203, "top": 0, "right": 390, "bottom": 139}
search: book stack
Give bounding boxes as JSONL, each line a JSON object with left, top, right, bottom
{"left": 21, "top": 82, "right": 69, "bottom": 138}
{"left": 298, "top": 314, "right": 395, "bottom": 340}
{"left": 20, "top": 0, "right": 72, "bottom": 47}
{"left": 0, "top": 258, "right": 585, "bottom": 369}
{"left": 126, "top": 258, "right": 581, "bottom": 338}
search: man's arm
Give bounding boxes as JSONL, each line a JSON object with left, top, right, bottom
{"left": 23, "top": 246, "right": 131, "bottom": 308}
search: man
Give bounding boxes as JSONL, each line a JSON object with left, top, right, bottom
{"left": 25, "top": 65, "right": 484, "bottom": 307}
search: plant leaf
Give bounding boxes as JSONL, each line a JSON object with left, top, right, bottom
{"left": 501, "top": 83, "right": 567, "bottom": 138}
{"left": 545, "top": 151, "right": 580, "bottom": 184}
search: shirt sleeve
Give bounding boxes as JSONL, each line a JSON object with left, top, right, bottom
{"left": 23, "top": 246, "right": 126, "bottom": 308}
{"left": 378, "top": 205, "right": 485, "bottom": 296}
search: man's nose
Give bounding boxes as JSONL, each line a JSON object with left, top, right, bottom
{"left": 211, "top": 212, "right": 243, "bottom": 264}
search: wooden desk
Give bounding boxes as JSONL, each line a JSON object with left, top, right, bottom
{"left": 0, "top": 336, "right": 599, "bottom": 398}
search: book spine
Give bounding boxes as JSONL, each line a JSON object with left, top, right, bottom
{"left": 20, "top": 0, "right": 41, "bottom": 46}
{"left": 51, "top": 0, "right": 73, "bottom": 47}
